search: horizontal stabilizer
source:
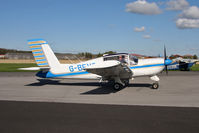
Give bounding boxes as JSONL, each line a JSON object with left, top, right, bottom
{"left": 18, "top": 67, "right": 50, "bottom": 71}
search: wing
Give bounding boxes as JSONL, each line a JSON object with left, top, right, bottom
{"left": 84, "top": 60, "right": 132, "bottom": 80}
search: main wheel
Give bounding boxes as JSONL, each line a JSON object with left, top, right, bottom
{"left": 151, "top": 83, "right": 159, "bottom": 89}
{"left": 113, "top": 83, "right": 122, "bottom": 90}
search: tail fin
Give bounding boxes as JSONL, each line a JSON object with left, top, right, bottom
{"left": 28, "top": 39, "right": 60, "bottom": 68}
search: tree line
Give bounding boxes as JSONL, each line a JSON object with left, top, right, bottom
{"left": 0, "top": 48, "right": 31, "bottom": 55}
{"left": 78, "top": 51, "right": 117, "bottom": 59}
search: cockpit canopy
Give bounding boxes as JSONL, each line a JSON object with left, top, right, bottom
{"left": 103, "top": 53, "right": 138, "bottom": 65}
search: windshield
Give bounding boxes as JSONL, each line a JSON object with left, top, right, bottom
{"left": 129, "top": 55, "right": 138, "bottom": 65}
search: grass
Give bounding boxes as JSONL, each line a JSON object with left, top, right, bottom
{"left": 190, "top": 64, "right": 199, "bottom": 71}
{"left": 0, "top": 63, "right": 38, "bottom": 72}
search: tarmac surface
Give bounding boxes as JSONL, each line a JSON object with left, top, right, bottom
{"left": 0, "top": 71, "right": 199, "bottom": 107}
{"left": 0, "top": 101, "right": 199, "bottom": 133}
{"left": 0, "top": 71, "right": 199, "bottom": 133}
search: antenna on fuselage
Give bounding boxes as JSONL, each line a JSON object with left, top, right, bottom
{"left": 72, "top": 55, "right": 82, "bottom": 63}
{"left": 64, "top": 56, "right": 75, "bottom": 64}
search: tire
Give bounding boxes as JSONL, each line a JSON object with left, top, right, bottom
{"left": 113, "top": 83, "right": 122, "bottom": 90}
{"left": 152, "top": 83, "right": 159, "bottom": 89}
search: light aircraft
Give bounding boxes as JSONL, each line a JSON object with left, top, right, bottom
{"left": 168, "top": 57, "right": 199, "bottom": 71}
{"left": 20, "top": 39, "right": 172, "bottom": 90}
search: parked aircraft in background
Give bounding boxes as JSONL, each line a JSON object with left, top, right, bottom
{"left": 20, "top": 39, "right": 172, "bottom": 90}
{"left": 168, "top": 57, "right": 199, "bottom": 71}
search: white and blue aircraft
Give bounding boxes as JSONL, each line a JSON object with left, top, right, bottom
{"left": 20, "top": 39, "right": 172, "bottom": 90}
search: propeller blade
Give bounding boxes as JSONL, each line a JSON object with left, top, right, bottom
{"left": 164, "top": 45, "right": 167, "bottom": 60}
{"left": 164, "top": 45, "right": 168, "bottom": 75}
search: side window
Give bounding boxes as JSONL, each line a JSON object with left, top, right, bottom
{"left": 119, "top": 55, "right": 127, "bottom": 64}
{"left": 103, "top": 56, "right": 119, "bottom": 61}
{"left": 134, "top": 58, "right": 138, "bottom": 63}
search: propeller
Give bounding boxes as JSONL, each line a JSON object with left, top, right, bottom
{"left": 164, "top": 45, "right": 168, "bottom": 75}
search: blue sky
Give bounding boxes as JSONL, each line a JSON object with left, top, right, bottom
{"left": 0, "top": 0, "right": 199, "bottom": 56}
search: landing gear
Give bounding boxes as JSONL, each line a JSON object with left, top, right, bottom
{"left": 113, "top": 83, "right": 123, "bottom": 90}
{"left": 101, "top": 77, "right": 130, "bottom": 91}
{"left": 151, "top": 82, "right": 159, "bottom": 89}
{"left": 112, "top": 77, "right": 126, "bottom": 90}
{"left": 113, "top": 81, "right": 130, "bottom": 90}
{"left": 150, "top": 75, "right": 160, "bottom": 90}
{"left": 122, "top": 79, "right": 129, "bottom": 87}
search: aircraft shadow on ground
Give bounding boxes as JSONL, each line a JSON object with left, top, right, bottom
{"left": 26, "top": 79, "right": 100, "bottom": 87}
{"left": 26, "top": 79, "right": 151, "bottom": 95}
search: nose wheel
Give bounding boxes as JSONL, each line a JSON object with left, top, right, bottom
{"left": 151, "top": 82, "right": 159, "bottom": 89}
{"left": 150, "top": 75, "right": 160, "bottom": 89}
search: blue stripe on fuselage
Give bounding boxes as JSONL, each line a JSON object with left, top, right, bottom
{"left": 38, "top": 63, "right": 165, "bottom": 78}
{"left": 45, "top": 71, "right": 89, "bottom": 78}
{"left": 130, "top": 63, "right": 164, "bottom": 69}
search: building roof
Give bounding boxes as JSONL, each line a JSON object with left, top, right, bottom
{"left": 130, "top": 53, "right": 145, "bottom": 57}
{"left": 103, "top": 53, "right": 128, "bottom": 57}
{"left": 183, "top": 54, "right": 193, "bottom": 57}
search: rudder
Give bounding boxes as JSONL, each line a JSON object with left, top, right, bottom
{"left": 28, "top": 39, "right": 60, "bottom": 68}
